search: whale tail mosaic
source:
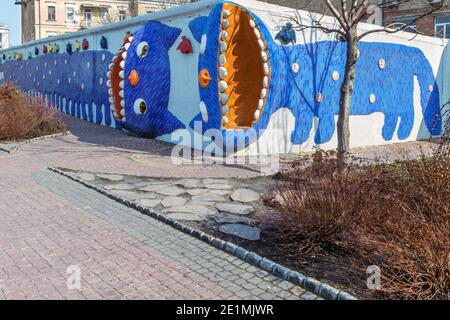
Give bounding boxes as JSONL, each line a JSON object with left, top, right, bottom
{"left": 0, "top": 0, "right": 446, "bottom": 155}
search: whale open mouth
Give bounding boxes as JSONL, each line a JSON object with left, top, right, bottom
{"left": 218, "top": 3, "right": 270, "bottom": 129}
{"left": 107, "top": 33, "right": 133, "bottom": 121}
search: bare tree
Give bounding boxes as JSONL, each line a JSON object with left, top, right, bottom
{"left": 292, "top": 0, "right": 445, "bottom": 167}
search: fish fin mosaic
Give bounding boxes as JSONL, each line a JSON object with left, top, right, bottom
{"left": 0, "top": 0, "right": 444, "bottom": 154}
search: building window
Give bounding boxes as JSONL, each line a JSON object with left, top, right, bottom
{"left": 101, "top": 8, "right": 109, "bottom": 23}
{"left": 66, "top": 6, "right": 75, "bottom": 22}
{"left": 48, "top": 5, "right": 56, "bottom": 21}
{"left": 84, "top": 8, "right": 92, "bottom": 26}
{"left": 390, "top": 18, "right": 417, "bottom": 34}
{"left": 119, "top": 10, "right": 126, "bottom": 21}
{"left": 435, "top": 15, "right": 450, "bottom": 38}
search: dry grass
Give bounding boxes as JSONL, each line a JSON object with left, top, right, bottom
{"left": 0, "top": 83, "right": 66, "bottom": 141}
{"left": 262, "top": 145, "right": 449, "bottom": 299}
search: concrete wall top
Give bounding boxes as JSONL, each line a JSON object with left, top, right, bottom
{"left": 1, "top": 0, "right": 447, "bottom": 55}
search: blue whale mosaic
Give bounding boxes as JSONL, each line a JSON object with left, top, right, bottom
{"left": 0, "top": 1, "right": 443, "bottom": 153}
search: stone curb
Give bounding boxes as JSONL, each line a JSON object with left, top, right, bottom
{"left": 0, "top": 131, "right": 70, "bottom": 154}
{"left": 48, "top": 166, "right": 357, "bottom": 301}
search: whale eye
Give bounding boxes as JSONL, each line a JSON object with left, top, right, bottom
{"left": 136, "top": 42, "right": 149, "bottom": 58}
{"left": 133, "top": 98, "right": 147, "bottom": 114}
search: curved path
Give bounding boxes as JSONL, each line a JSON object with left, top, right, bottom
{"left": 0, "top": 114, "right": 316, "bottom": 300}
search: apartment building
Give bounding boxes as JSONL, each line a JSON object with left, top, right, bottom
{"left": 15, "top": 0, "right": 191, "bottom": 43}
{"left": 383, "top": 0, "right": 450, "bottom": 38}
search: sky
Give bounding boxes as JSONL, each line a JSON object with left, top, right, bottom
{"left": 0, "top": 1, "right": 21, "bottom": 47}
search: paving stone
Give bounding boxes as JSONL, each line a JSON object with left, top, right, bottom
{"left": 161, "top": 196, "right": 187, "bottom": 207}
{"left": 204, "top": 184, "right": 233, "bottom": 190}
{"left": 230, "top": 189, "right": 260, "bottom": 203}
{"left": 155, "top": 186, "right": 186, "bottom": 196}
{"left": 209, "top": 189, "right": 232, "bottom": 196}
{"left": 111, "top": 190, "right": 159, "bottom": 200}
{"left": 77, "top": 172, "right": 96, "bottom": 181}
{"left": 186, "top": 188, "right": 209, "bottom": 196}
{"left": 174, "top": 179, "right": 200, "bottom": 188}
{"left": 191, "top": 193, "right": 225, "bottom": 203}
{"left": 215, "top": 203, "right": 255, "bottom": 215}
{"left": 211, "top": 214, "right": 256, "bottom": 224}
{"left": 96, "top": 173, "right": 124, "bottom": 181}
{"left": 104, "top": 183, "right": 135, "bottom": 190}
{"left": 202, "top": 179, "right": 229, "bottom": 185}
{"left": 219, "top": 224, "right": 261, "bottom": 241}
{"left": 162, "top": 204, "right": 218, "bottom": 215}
{"left": 166, "top": 213, "right": 208, "bottom": 221}
{"left": 138, "top": 199, "right": 161, "bottom": 208}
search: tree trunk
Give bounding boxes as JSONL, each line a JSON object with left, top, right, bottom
{"left": 337, "top": 27, "right": 358, "bottom": 169}
{"left": 129, "top": 0, "right": 139, "bottom": 18}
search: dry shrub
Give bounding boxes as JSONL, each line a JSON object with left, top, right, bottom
{"left": 0, "top": 83, "right": 65, "bottom": 141}
{"left": 262, "top": 149, "right": 449, "bottom": 299}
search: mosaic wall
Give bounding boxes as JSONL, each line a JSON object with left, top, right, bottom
{"left": 0, "top": 0, "right": 447, "bottom": 154}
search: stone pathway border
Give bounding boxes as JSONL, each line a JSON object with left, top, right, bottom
{"left": 0, "top": 131, "right": 70, "bottom": 154}
{"left": 49, "top": 166, "right": 357, "bottom": 300}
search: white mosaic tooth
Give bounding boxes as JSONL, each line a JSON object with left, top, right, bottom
{"left": 112, "top": 56, "right": 118, "bottom": 61}
{"left": 222, "top": 19, "right": 229, "bottom": 29}
{"left": 107, "top": 80, "right": 112, "bottom": 87}
{"left": 219, "top": 80, "right": 228, "bottom": 93}
{"left": 124, "top": 43, "right": 130, "bottom": 50}
{"left": 119, "top": 80, "right": 124, "bottom": 89}
{"left": 257, "top": 39, "right": 265, "bottom": 51}
{"left": 261, "top": 51, "right": 268, "bottom": 62}
{"left": 219, "top": 54, "right": 226, "bottom": 66}
{"left": 200, "top": 34, "right": 207, "bottom": 55}
{"left": 263, "top": 63, "right": 269, "bottom": 76}
{"left": 254, "top": 28, "right": 261, "bottom": 39}
{"left": 220, "top": 93, "right": 229, "bottom": 104}
{"left": 119, "top": 90, "right": 124, "bottom": 98}
{"left": 107, "top": 71, "right": 112, "bottom": 79}
{"left": 122, "top": 51, "right": 127, "bottom": 60}
{"left": 260, "top": 88, "right": 267, "bottom": 99}
{"left": 223, "top": 9, "right": 230, "bottom": 18}
{"left": 128, "top": 36, "right": 134, "bottom": 43}
{"left": 249, "top": 20, "right": 256, "bottom": 29}
{"left": 291, "top": 63, "right": 299, "bottom": 73}
{"left": 108, "top": 63, "right": 114, "bottom": 70}
{"left": 219, "top": 67, "right": 228, "bottom": 79}
{"left": 254, "top": 110, "right": 261, "bottom": 120}
{"left": 109, "top": 97, "right": 114, "bottom": 104}
{"left": 220, "top": 42, "right": 227, "bottom": 53}
{"left": 221, "top": 31, "right": 228, "bottom": 41}
{"left": 222, "top": 116, "right": 228, "bottom": 125}
{"left": 119, "top": 60, "right": 125, "bottom": 69}
{"left": 108, "top": 89, "right": 113, "bottom": 95}
{"left": 263, "top": 76, "right": 268, "bottom": 88}
{"left": 120, "top": 109, "right": 125, "bottom": 116}
{"left": 120, "top": 100, "right": 125, "bottom": 107}
{"left": 119, "top": 70, "right": 125, "bottom": 79}
{"left": 257, "top": 99, "right": 264, "bottom": 109}
{"left": 221, "top": 105, "right": 229, "bottom": 114}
